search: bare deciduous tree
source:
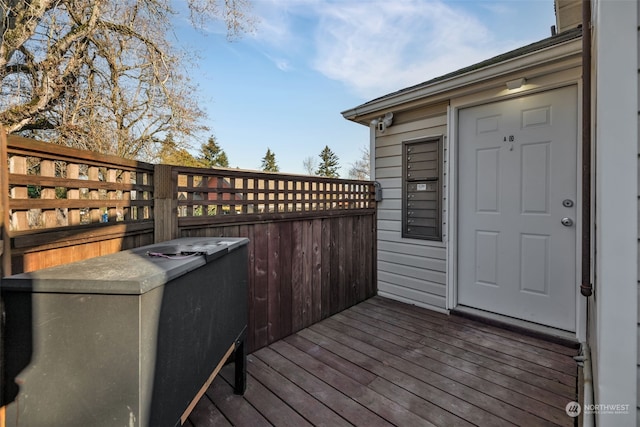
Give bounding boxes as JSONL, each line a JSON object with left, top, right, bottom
{"left": 0, "top": 0, "right": 253, "bottom": 159}
{"left": 348, "top": 146, "right": 370, "bottom": 180}
{"left": 302, "top": 155, "right": 317, "bottom": 175}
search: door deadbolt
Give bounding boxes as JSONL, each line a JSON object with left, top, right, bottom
{"left": 562, "top": 199, "right": 574, "bottom": 208}
{"left": 561, "top": 217, "right": 574, "bottom": 227}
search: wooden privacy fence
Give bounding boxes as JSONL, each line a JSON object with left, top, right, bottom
{"left": 2, "top": 134, "right": 155, "bottom": 275}
{"left": 163, "top": 165, "right": 377, "bottom": 351}
{"left": 1, "top": 134, "right": 378, "bottom": 352}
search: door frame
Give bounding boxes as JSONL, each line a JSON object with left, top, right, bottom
{"left": 445, "top": 80, "right": 587, "bottom": 341}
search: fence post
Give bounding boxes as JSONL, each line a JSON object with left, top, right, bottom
{"left": 0, "top": 128, "right": 8, "bottom": 427}
{"left": 154, "top": 164, "right": 177, "bottom": 243}
{"left": 1, "top": 128, "right": 10, "bottom": 277}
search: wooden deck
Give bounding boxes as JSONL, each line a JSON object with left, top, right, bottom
{"left": 186, "top": 297, "right": 579, "bottom": 427}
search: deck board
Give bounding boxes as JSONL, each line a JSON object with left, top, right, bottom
{"left": 349, "top": 302, "right": 576, "bottom": 398}
{"left": 371, "top": 294, "right": 579, "bottom": 357}
{"left": 295, "top": 327, "right": 475, "bottom": 427}
{"left": 362, "top": 299, "right": 576, "bottom": 373}
{"left": 205, "top": 375, "right": 271, "bottom": 427}
{"left": 188, "top": 393, "right": 231, "bottom": 427}
{"left": 270, "top": 339, "right": 430, "bottom": 427}
{"left": 344, "top": 302, "right": 575, "bottom": 404}
{"left": 255, "top": 346, "right": 392, "bottom": 427}
{"left": 328, "top": 312, "right": 569, "bottom": 425}
{"left": 188, "top": 297, "right": 579, "bottom": 427}
{"left": 355, "top": 300, "right": 577, "bottom": 387}
{"left": 246, "top": 354, "right": 352, "bottom": 427}
{"left": 218, "top": 364, "right": 313, "bottom": 427}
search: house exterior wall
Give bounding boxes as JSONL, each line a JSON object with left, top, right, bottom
{"left": 589, "top": 0, "right": 638, "bottom": 425}
{"left": 359, "top": 39, "right": 583, "bottom": 316}
{"left": 374, "top": 103, "right": 449, "bottom": 311}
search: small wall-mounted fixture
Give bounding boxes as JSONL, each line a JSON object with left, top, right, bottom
{"left": 506, "top": 77, "right": 526, "bottom": 90}
{"left": 377, "top": 112, "right": 394, "bottom": 133}
{"left": 374, "top": 181, "right": 383, "bottom": 202}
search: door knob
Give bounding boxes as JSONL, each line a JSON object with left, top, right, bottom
{"left": 561, "top": 217, "right": 574, "bottom": 227}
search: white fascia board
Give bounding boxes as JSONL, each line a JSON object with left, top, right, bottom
{"left": 342, "top": 38, "right": 582, "bottom": 123}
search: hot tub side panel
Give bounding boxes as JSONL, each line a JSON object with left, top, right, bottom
{"left": 148, "top": 245, "right": 248, "bottom": 426}
{"left": 3, "top": 292, "right": 142, "bottom": 427}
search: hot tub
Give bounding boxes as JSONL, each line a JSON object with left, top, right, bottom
{"left": 1, "top": 237, "right": 249, "bottom": 427}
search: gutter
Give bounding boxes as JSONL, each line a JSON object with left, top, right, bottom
{"left": 580, "top": 0, "right": 593, "bottom": 297}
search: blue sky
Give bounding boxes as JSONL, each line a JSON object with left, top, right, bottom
{"left": 173, "top": 0, "right": 556, "bottom": 176}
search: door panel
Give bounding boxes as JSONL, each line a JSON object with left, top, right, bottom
{"left": 457, "top": 86, "right": 577, "bottom": 331}
{"left": 475, "top": 231, "right": 499, "bottom": 287}
{"left": 476, "top": 148, "right": 501, "bottom": 212}
{"left": 519, "top": 234, "right": 549, "bottom": 295}
{"left": 520, "top": 142, "right": 550, "bottom": 214}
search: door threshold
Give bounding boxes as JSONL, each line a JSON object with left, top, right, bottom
{"left": 452, "top": 305, "right": 580, "bottom": 348}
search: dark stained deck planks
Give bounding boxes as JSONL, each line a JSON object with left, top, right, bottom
{"left": 189, "top": 297, "right": 579, "bottom": 427}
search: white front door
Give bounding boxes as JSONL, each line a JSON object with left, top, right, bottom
{"left": 457, "top": 86, "right": 578, "bottom": 331}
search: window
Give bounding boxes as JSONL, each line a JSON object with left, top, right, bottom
{"left": 402, "top": 137, "right": 442, "bottom": 240}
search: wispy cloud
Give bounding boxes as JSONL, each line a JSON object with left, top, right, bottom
{"left": 479, "top": 2, "right": 513, "bottom": 16}
{"left": 250, "top": 0, "right": 532, "bottom": 98}
{"left": 263, "top": 54, "right": 293, "bottom": 71}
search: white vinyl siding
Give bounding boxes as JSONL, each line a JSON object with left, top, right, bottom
{"left": 637, "top": 1, "right": 640, "bottom": 418}
{"left": 591, "top": 0, "right": 638, "bottom": 424}
{"left": 375, "top": 108, "right": 448, "bottom": 310}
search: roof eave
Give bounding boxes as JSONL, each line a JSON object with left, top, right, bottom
{"left": 342, "top": 34, "right": 582, "bottom": 125}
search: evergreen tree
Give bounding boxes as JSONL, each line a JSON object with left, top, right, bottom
{"left": 199, "top": 136, "right": 229, "bottom": 167}
{"left": 261, "top": 148, "right": 279, "bottom": 172}
{"left": 316, "top": 145, "right": 340, "bottom": 178}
